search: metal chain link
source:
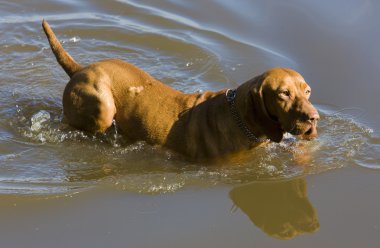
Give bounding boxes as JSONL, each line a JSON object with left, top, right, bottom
{"left": 225, "top": 89, "right": 265, "bottom": 143}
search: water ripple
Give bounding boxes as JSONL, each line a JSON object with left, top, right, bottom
{"left": 1, "top": 101, "right": 377, "bottom": 195}
{"left": 1, "top": 0, "right": 378, "bottom": 196}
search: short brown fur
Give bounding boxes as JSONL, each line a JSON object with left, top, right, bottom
{"left": 42, "top": 20, "right": 319, "bottom": 161}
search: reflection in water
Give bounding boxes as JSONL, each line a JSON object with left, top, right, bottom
{"left": 229, "top": 178, "right": 319, "bottom": 240}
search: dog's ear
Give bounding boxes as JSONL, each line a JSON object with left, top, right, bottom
{"left": 250, "top": 74, "right": 284, "bottom": 142}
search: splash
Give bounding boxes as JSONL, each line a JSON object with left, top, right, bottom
{"left": 3, "top": 104, "right": 379, "bottom": 195}
{"left": 30, "top": 110, "right": 51, "bottom": 135}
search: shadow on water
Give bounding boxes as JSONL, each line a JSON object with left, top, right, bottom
{"left": 229, "top": 177, "right": 319, "bottom": 240}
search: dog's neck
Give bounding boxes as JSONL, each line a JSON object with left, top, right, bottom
{"left": 225, "top": 88, "right": 268, "bottom": 143}
{"left": 234, "top": 80, "right": 284, "bottom": 143}
{"left": 166, "top": 86, "right": 276, "bottom": 161}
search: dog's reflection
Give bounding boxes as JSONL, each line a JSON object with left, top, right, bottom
{"left": 229, "top": 178, "right": 319, "bottom": 240}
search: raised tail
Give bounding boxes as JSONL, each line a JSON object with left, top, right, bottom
{"left": 42, "top": 20, "right": 82, "bottom": 78}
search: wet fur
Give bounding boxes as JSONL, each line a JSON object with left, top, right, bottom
{"left": 42, "top": 20, "right": 319, "bottom": 161}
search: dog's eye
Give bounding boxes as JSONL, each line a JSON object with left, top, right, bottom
{"left": 305, "top": 89, "right": 311, "bottom": 95}
{"left": 279, "top": 90, "right": 291, "bottom": 98}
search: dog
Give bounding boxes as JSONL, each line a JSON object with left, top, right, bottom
{"left": 42, "top": 20, "right": 319, "bottom": 161}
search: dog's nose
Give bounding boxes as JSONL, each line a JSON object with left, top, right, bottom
{"left": 308, "top": 111, "right": 320, "bottom": 122}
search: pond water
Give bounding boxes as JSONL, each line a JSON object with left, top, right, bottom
{"left": 0, "top": 0, "right": 379, "bottom": 247}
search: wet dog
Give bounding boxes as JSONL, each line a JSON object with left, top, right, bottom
{"left": 42, "top": 20, "right": 319, "bottom": 161}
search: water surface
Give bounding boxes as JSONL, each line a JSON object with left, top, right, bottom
{"left": 0, "top": 0, "right": 380, "bottom": 247}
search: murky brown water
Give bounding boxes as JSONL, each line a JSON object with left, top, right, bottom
{"left": 1, "top": 0, "right": 380, "bottom": 247}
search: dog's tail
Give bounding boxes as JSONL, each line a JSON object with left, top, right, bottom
{"left": 42, "top": 20, "right": 82, "bottom": 78}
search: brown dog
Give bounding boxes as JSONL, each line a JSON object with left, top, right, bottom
{"left": 42, "top": 20, "right": 319, "bottom": 161}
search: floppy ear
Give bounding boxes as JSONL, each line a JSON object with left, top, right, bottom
{"left": 250, "top": 75, "right": 284, "bottom": 142}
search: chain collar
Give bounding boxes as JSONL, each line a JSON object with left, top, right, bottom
{"left": 225, "top": 89, "right": 266, "bottom": 143}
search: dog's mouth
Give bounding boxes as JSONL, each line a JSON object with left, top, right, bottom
{"left": 301, "top": 124, "right": 318, "bottom": 140}
{"left": 268, "top": 113, "right": 318, "bottom": 140}
{"left": 288, "top": 121, "right": 318, "bottom": 140}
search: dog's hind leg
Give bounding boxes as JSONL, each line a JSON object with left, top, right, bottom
{"left": 62, "top": 77, "right": 116, "bottom": 134}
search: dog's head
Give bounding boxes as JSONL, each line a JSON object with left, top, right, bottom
{"left": 250, "top": 68, "right": 319, "bottom": 142}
